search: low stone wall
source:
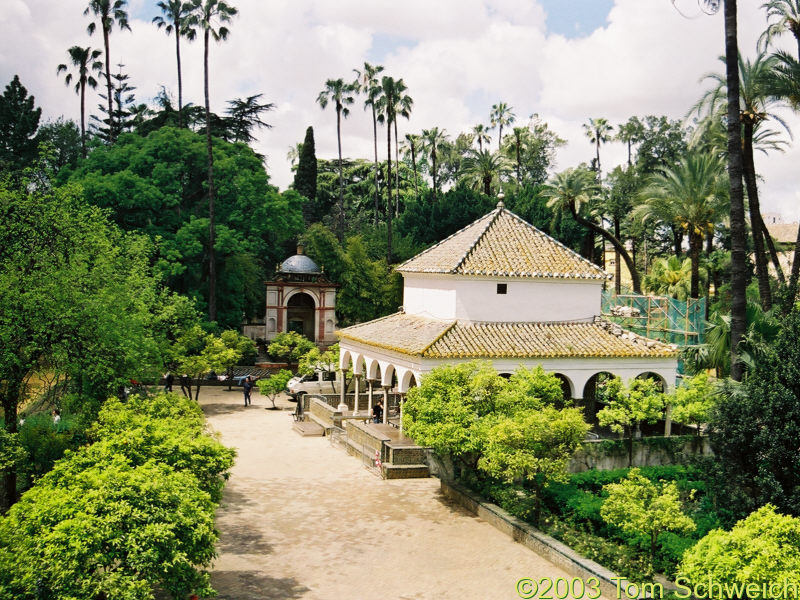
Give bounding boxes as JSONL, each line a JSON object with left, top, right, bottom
{"left": 569, "top": 435, "right": 713, "bottom": 473}
{"left": 344, "top": 420, "right": 388, "bottom": 459}
{"left": 441, "top": 480, "right": 633, "bottom": 600}
{"left": 308, "top": 397, "right": 338, "bottom": 430}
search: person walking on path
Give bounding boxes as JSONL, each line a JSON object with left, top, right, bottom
{"left": 243, "top": 376, "right": 254, "bottom": 407}
{"left": 164, "top": 372, "right": 174, "bottom": 393}
{"left": 372, "top": 399, "right": 383, "bottom": 424}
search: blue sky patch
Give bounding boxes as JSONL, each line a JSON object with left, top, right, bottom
{"left": 539, "top": 0, "right": 614, "bottom": 38}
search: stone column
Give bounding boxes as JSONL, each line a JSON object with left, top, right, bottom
{"left": 664, "top": 403, "right": 672, "bottom": 437}
{"left": 382, "top": 386, "right": 389, "bottom": 425}
{"left": 399, "top": 396, "right": 404, "bottom": 436}
{"left": 367, "top": 379, "right": 374, "bottom": 417}
{"left": 337, "top": 369, "right": 348, "bottom": 413}
{"left": 354, "top": 374, "right": 361, "bottom": 415}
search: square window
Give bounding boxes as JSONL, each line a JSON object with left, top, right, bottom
{"left": 496, "top": 283, "right": 507, "bottom": 295}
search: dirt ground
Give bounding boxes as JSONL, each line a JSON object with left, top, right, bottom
{"left": 199, "top": 385, "right": 590, "bottom": 600}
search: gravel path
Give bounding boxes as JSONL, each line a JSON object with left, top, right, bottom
{"left": 200, "top": 386, "right": 589, "bottom": 600}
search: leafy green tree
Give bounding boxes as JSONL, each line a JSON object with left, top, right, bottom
{"left": 707, "top": 307, "right": 800, "bottom": 520}
{"left": 0, "top": 179, "right": 174, "bottom": 509}
{"left": 317, "top": 78, "right": 355, "bottom": 241}
{"left": 218, "top": 329, "right": 256, "bottom": 387}
{"left": 597, "top": 377, "right": 665, "bottom": 466}
{"left": 0, "top": 75, "right": 42, "bottom": 174}
{"left": 679, "top": 504, "right": 800, "bottom": 595}
{"left": 601, "top": 468, "right": 696, "bottom": 569}
{"left": 267, "top": 331, "right": 315, "bottom": 367}
{"left": 153, "top": 0, "right": 196, "bottom": 126}
{"left": 173, "top": 326, "right": 247, "bottom": 400}
{"left": 84, "top": 0, "right": 131, "bottom": 141}
{"left": 256, "top": 370, "right": 293, "bottom": 409}
{"left": 297, "top": 342, "right": 340, "bottom": 379}
{"left": 478, "top": 407, "right": 588, "bottom": 523}
{"left": 490, "top": 101, "right": 515, "bottom": 149}
{"left": 57, "top": 46, "right": 102, "bottom": 158}
{"left": 190, "top": 0, "right": 238, "bottom": 322}
{"left": 90, "top": 63, "right": 140, "bottom": 143}
{"left": 403, "top": 132, "right": 422, "bottom": 203}
{"left": 669, "top": 373, "right": 716, "bottom": 434}
{"left": 583, "top": 117, "right": 613, "bottom": 176}
{"left": 353, "top": 62, "right": 385, "bottom": 225}
{"left": 37, "top": 118, "right": 82, "bottom": 173}
{"left": 294, "top": 125, "right": 317, "bottom": 222}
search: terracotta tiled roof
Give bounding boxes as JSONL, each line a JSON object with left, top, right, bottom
{"left": 337, "top": 313, "right": 677, "bottom": 359}
{"left": 396, "top": 203, "right": 608, "bottom": 280}
{"left": 336, "top": 313, "right": 454, "bottom": 355}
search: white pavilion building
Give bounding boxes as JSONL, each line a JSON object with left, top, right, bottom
{"left": 336, "top": 199, "right": 678, "bottom": 417}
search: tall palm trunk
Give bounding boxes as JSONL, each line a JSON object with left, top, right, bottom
{"left": 371, "top": 104, "right": 380, "bottom": 226}
{"left": 689, "top": 231, "right": 703, "bottom": 299}
{"left": 515, "top": 136, "right": 522, "bottom": 191}
{"left": 614, "top": 217, "right": 621, "bottom": 294}
{"left": 394, "top": 119, "right": 400, "bottom": 217}
{"left": 725, "top": 0, "right": 747, "bottom": 382}
{"left": 569, "top": 203, "right": 641, "bottom": 293}
{"left": 175, "top": 22, "right": 184, "bottom": 126}
{"left": 410, "top": 142, "right": 419, "bottom": 202}
{"left": 103, "top": 26, "right": 113, "bottom": 137}
{"left": 203, "top": 28, "right": 217, "bottom": 322}
{"left": 743, "top": 121, "right": 772, "bottom": 309}
{"left": 761, "top": 221, "right": 785, "bottom": 282}
{"left": 79, "top": 81, "right": 87, "bottom": 158}
{"left": 431, "top": 146, "right": 438, "bottom": 199}
{"left": 386, "top": 117, "right": 393, "bottom": 264}
{"left": 335, "top": 104, "right": 345, "bottom": 241}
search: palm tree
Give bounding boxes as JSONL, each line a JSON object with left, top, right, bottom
{"left": 490, "top": 102, "right": 515, "bottom": 149}
{"left": 543, "top": 167, "right": 642, "bottom": 293}
{"left": 353, "top": 62, "right": 384, "bottom": 225}
{"left": 420, "top": 127, "right": 448, "bottom": 199}
{"left": 393, "top": 82, "right": 413, "bottom": 217}
{"left": 225, "top": 93, "right": 274, "bottom": 143}
{"left": 645, "top": 256, "right": 704, "bottom": 301}
{"left": 317, "top": 78, "right": 355, "bottom": 242}
{"left": 403, "top": 133, "right": 421, "bottom": 203}
{"left": 460, "top": 149, "right": 511, "bottom": 196}
{"left": 761, "top": 0, "right": 800, "bottom": 56}
{"left": 189, "top": 0, "right": 237, "bottom": 322}
{"left": 508, "top": 126, "right": 529, "bottom": 190}
{"left": 636, "top": 152, "right": 727, "bottom": 299}
{"left": 583, "top": 117, "right": 613, "bottom": 177}
{"left": 616, "top": 117, "right": 642, "bottom": 168}
{"left": 57, "top": 46, "right": 102, "bottom": 158}
{"left": 693, "top": 50, "right": 789, "bottom": 309}
{"left": 472, "top": 123, "right": 492, "bottom": 152}
{"left": 153, "top": 0, "right": 196, "bottom": 127}
{"left": 84, "top": 0, "right": 130, "bottom": 141}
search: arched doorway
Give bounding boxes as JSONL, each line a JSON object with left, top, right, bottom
{"left": 287, "top": 292, "right": 316, "bottom": 341}
{"left": 582, "top": 371, "right": 616, "bottom": 425}
{"left": 552, "top": 373, "right": 574, "bottom": 405}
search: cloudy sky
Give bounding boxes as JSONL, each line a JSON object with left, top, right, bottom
{"left": 2, "top": 0, "right": 799, "bottom": 219}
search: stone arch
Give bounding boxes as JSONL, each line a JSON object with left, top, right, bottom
{"left": 285, "top": 291, "right": 317, "bottom": 341}
{"left": 397, "top": 369, "right": 419, "bottom": 393}
{"left": 352, "top": 354, "right": 365, "bottom": 377}
{"left": 365, "top": 358, "right": 381, "bottom": 382}
{"left": 380, "top": 362, "right": 396, "bottom": 388}
{"left": 582, "top": 371, "right": 616, "bottom": 424}
{"left": 634, "top": 371, "right": 668, "bottom": 393}
{"left": 498, "top": 372, "right": 513, "bottom": 379}
{"left": 552, "top": 373, "right": 574, "bottom": 401}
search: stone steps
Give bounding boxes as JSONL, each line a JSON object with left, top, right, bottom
{"left": 383, "top": 463, "right": 430, "bottom": 479}
{"left": 293, "top": 421, "right": 325, "bottom": 437}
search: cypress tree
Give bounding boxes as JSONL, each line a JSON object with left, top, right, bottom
{"left": 294, "top": 126, "right": 317, "bottom": 224}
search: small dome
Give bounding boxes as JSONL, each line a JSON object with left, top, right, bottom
{"left": 280, "top": 245, "right": 321, "bottom": 274}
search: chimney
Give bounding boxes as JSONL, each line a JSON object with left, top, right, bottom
{"left": 297, "top": 243, "right": 305, "bottom": 255}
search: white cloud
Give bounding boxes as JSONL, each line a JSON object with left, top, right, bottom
{"left": 2, "top": 0, "right": 799, "bottom": 219}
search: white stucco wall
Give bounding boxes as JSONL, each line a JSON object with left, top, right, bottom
{"left": 402, "top": 274, "right": 603, "bottom": 322}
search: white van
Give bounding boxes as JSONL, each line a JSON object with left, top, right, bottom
{"left": 286, "top": 368, "right": 354, "bottom": 400}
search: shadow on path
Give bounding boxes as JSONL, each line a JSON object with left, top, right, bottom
{"left": 211, "top": 571, "right": 309, "bottom": 600}
{"left": 202, "top": 403, "right": 248, "bottom": 417}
